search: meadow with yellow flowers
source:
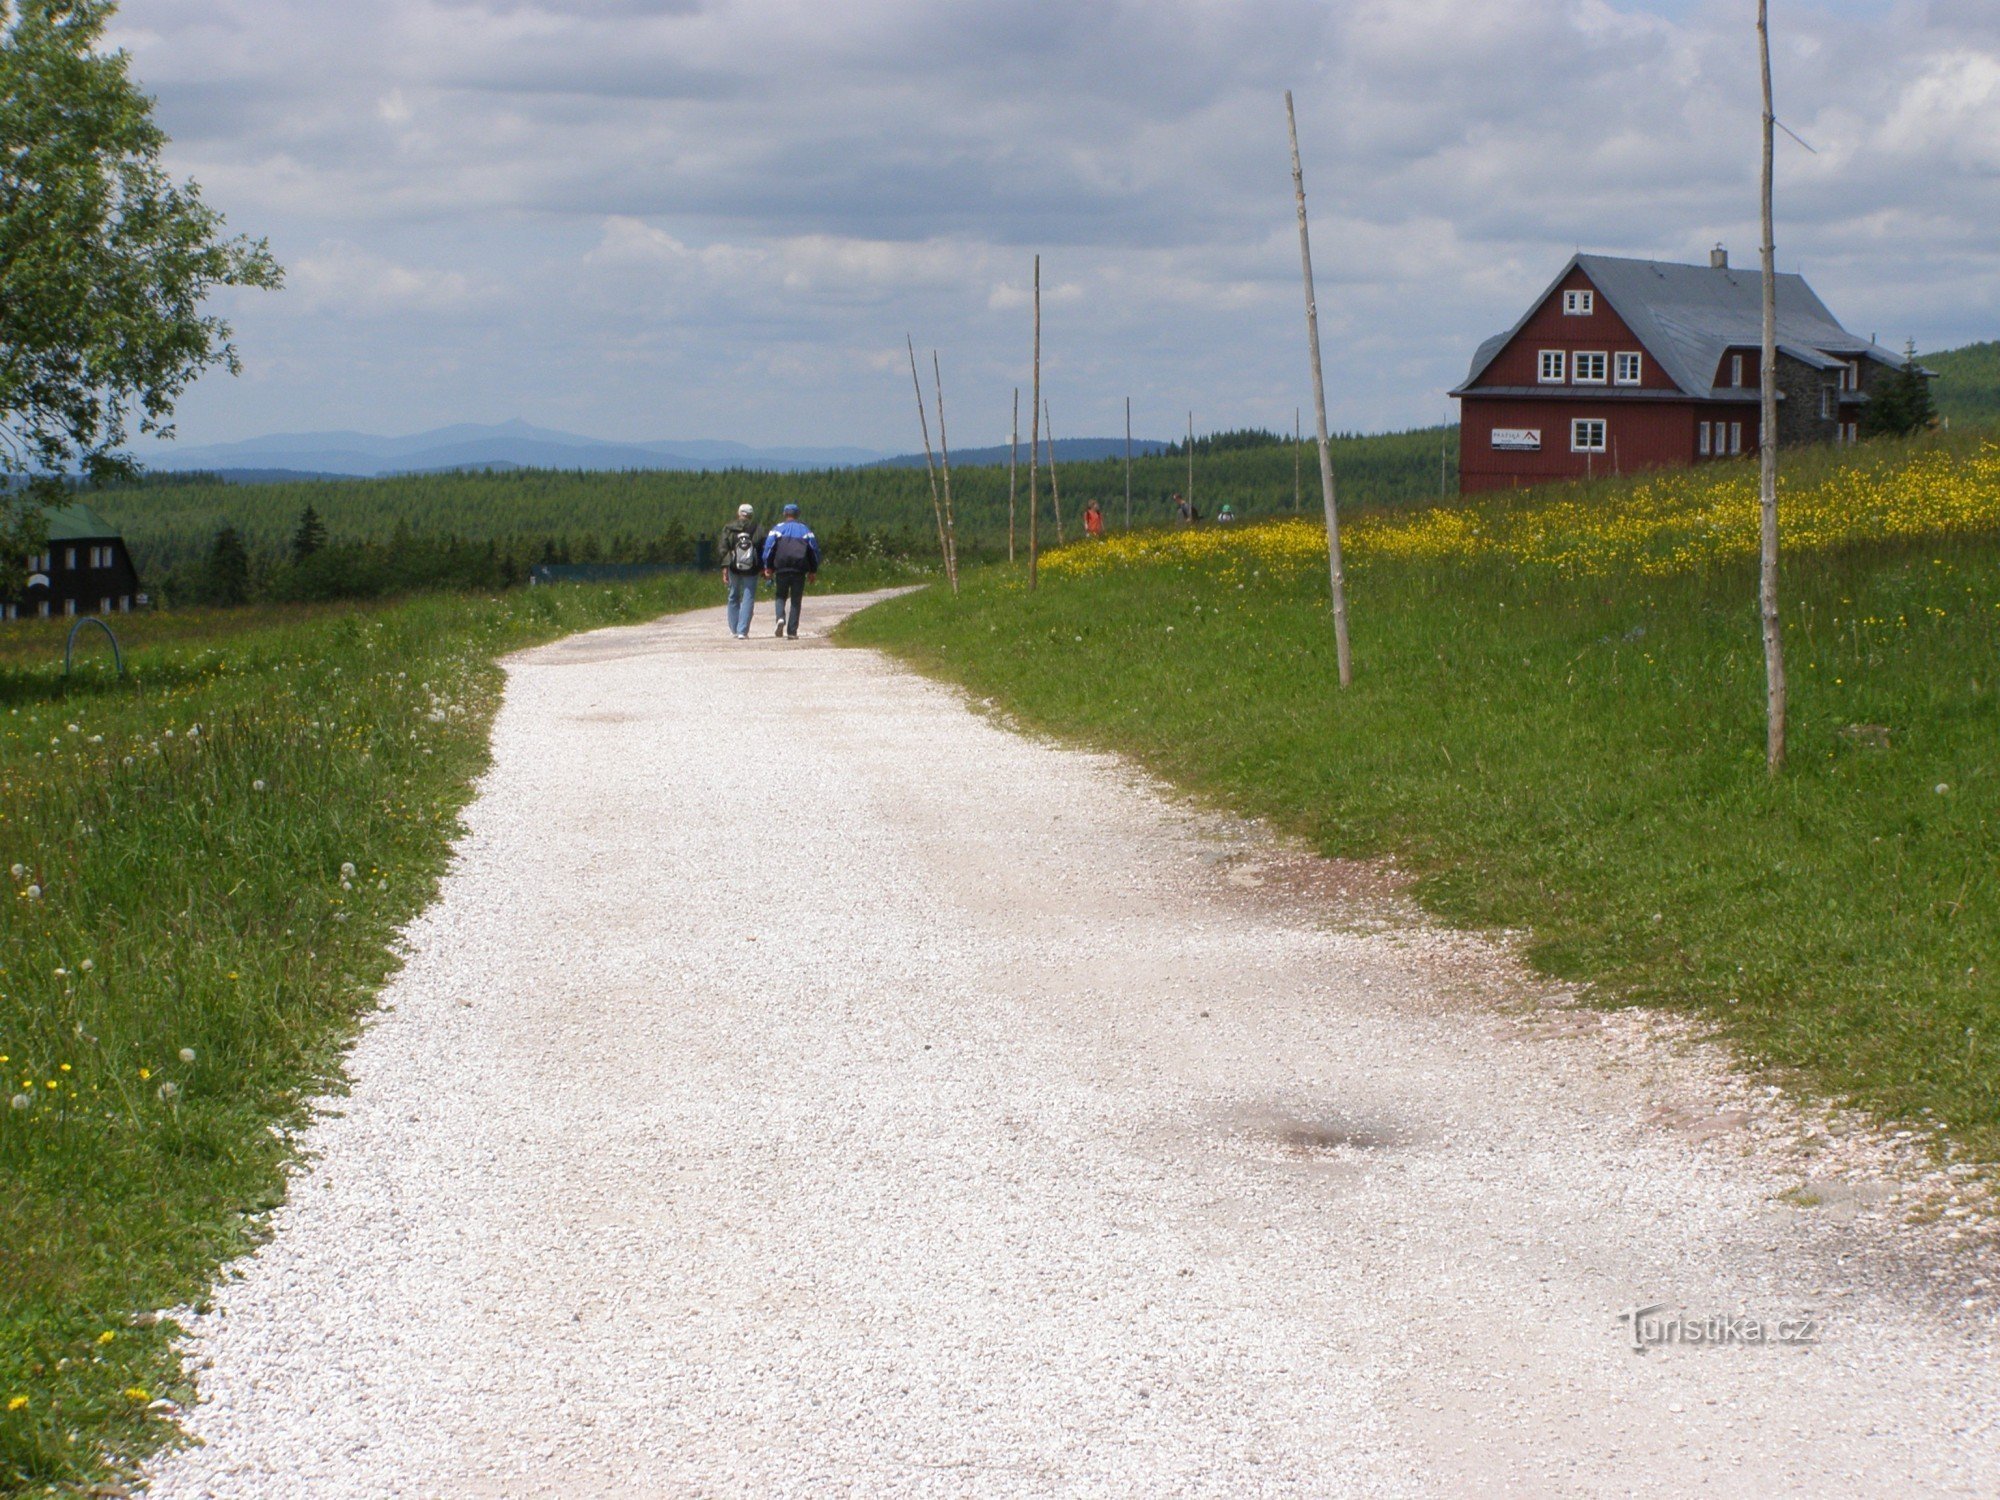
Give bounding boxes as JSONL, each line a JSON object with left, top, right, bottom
{"left": 0, "top": 578, "right": 719, "bottom": 1493}
{"left": 849, "top": 431, "right": 2000, "bottom": 1171}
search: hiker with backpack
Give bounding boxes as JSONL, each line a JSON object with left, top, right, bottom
{"left": 720, "top": 504, "right": 764, "bottom": 639}
{"left": 761, "top": 503, "right": 822, "bottom": 639}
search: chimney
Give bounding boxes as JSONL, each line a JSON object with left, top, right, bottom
{"left": 1710, "top": 244, "right": 1728, "bottom": 269}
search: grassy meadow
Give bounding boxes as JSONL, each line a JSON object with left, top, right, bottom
{"left": 0, "top": 574, "right": 774, "bottom": 1493}
{"left": 847, "top": 432, "right": 2000, "bottom": 1162}
{"left": 89, "top": 426, "right": 1457, "bottom": 583}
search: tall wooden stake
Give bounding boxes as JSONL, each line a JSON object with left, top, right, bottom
{"left": 1286, "top": 88, "right": 1353, "bottom": 686}
{"left": 932, "top": 350, "right": 960, "bottom": 593}
{"left": 1124, "top": 396, "right": 1133, "bottom": 529}
{"left": 1294, "top": 406, "right": 1303, "bottom": 511}
{"left": 1044, "top": 398, "right": 1065, "bottom": 544}
{"left": 1186, "top": 410, "right": 1195, "bottom": 520}
{"left": 1008, "top": 387, "right": 1019, "bottom": 563}
{"left": 1757, "top": 0, "right": 1786, "bottom": 771}
{"left": 1029, "top": 255, "right": 1041, "bottom": 589}
{"left": 906, "top": 335, "right": 953, "bottom": 589}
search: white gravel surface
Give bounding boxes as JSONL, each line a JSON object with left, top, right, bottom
{"left": 146, "top": 591, "right": 2000, "bottom": 1498}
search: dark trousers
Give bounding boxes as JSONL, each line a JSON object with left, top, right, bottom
{"left": 774, "top": 571, "right": 807, "bottom": 635}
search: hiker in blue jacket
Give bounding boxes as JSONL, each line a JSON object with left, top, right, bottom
{"left": 761, "top": 503, "right": 821, "bottom": 639}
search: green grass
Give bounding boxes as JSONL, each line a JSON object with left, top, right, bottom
{"left": 845, "top": 496, "right": 2000, "bottom": 1162}
{"left": 0, "top": 567, "right": 901, "bottom": 1494}
{"left": 89, "top": 426, "right": 1457, "bottom": 578}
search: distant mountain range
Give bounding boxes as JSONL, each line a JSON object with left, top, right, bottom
{"left": 870, "top": 437, "right": 1170, "bottom": 469}
{"left": 139, "top": 420, "right": 890, "bottom": 478}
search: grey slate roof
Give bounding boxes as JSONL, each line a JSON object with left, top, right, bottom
{"left": 1457, "top": 253, "right": 1906, "bottom": 398}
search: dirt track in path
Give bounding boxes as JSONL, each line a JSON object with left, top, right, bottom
{"left": 148, "top": 592, "right": 2000, "bottom": 1497}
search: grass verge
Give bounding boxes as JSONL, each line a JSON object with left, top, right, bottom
{"left": 844, "top": 463, "right": 1999, "bottom": 1163}
{"left": 0, "top": 569, "right": 887, "bottom": 1494}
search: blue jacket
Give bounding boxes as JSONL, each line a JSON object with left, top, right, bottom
{"left": 762, "top": 519, "right": 821, "bottom": 573}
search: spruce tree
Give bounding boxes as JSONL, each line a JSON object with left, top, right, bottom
{"left": 290, "top": 503, "right": 326, "bottom": 562}
{"left": 207, "top": 524, "right": 249, "bottom": 606}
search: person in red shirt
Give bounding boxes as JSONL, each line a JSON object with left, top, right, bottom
{"left": 1084, "top": 500, "right": 1104, "bottom": 539}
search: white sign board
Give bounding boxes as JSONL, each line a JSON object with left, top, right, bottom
{"left": 1490, "top": 428, "right": 1541, "bottom": 451}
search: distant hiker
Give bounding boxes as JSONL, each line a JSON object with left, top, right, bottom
{"left": 1173, "top": 492, "right": 1190, "bottom": 526}
{"left": 1084, "top": 501, "right": 1104, "bottom": 539}
{"left": 761, "top": 502, "right": 821, "bottom": 639}
{"left": 1217, "top": 504, "right": 1237, "bottom": 525}
{"left": 720, "top": 504, "right": 764, "bottom": 639}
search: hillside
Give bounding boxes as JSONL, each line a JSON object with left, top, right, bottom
{"left": 90, "top": 425, "right": 1459, "bottom": 582}
{"left": 1927, "top": 340, "right": 2000, "bottom": 430}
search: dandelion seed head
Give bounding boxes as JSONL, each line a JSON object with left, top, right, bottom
{"left": 8, "top": 1094, "right": 28, "bottom": 1111}
{"left": 157, "top": 1081, "right": 179, "bottom": 1101}
{"left": 178, "top": 1047, "right": 196, "bottom": 1064}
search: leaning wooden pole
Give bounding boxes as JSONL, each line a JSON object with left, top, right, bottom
{"left": 1044, "top": 398, "right": 1066, "bottom": 544}
{"left": 1029, "top": 255, "right": 1041, "bottom": 590}
{"left": 1186, "top": 410, "right": 1195, "bottom": 519}
{"left": 1756, "top": 0, "right": 1786, "bottom": 771}
{"left": 1124, "top": 396, "right": 1133, "bottom": 530}
{"left": 1008, "top": 387, "right": 1020, "bottom": 563}
{"left": 906, "top": 334, "right": 953, "bottom": 589}
{"left": 932, "top": 351, "right": 961, "bottom": 593}
{"left": 1286, "top": 88, "right": 1353, "bottom": 686}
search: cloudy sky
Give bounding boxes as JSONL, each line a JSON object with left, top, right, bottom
{"left": 113, "top": 0, "right": 1999, "bottom": 452}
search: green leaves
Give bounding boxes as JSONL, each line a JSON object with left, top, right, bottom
{"left": 0, "top": 0, "right": 280, "bottom": 506}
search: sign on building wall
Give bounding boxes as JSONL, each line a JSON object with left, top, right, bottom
{"left": 1491, "top": 428, "right": 1542, "bottom": 451}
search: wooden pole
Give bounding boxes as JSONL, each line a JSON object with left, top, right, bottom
{"left": 1008, "top": 387, "right": 1019, "bottom": 563}
{"left": 1044, "top": 398, "right": 1066, "bottom": 544}
{"left": 906, "top": 334, "right": 952, "bottom": 587}
{"left": 1029, "top": 255, "right": 1040, "bottom": 590}
{"left": 932, "top": 350, "right": 960, "bottom": 593}
{"left": 1124, "top": 396, "right": 1133, "bottom": 530}
{"left": 1286, "top": 88, "right": 1353, "bottom": 686}
{"left": 1757, "top": 0, "right": 1786, "bottom": 771}
{"left": 1294, "top": 406, "right": 1302, "bottom": 511}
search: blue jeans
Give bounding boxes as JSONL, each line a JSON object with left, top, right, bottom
{"left": 726, "top": 571, "right": 758, "bottom": 635}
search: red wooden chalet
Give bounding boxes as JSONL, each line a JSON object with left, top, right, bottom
{"left": 1451, "top": 249, "right": 1909, "bottom": 494}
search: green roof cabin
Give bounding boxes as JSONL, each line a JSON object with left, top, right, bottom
{"left": 7, "top": 502, "right": 143, "bottom": 621}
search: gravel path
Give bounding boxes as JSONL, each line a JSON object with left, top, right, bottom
{"left": 147, "top": 592, "right": 2000, "bottom": 1498}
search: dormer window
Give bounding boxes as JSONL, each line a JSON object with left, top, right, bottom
{"left": 1730, "top": 353, "right": 1744, "bottom": 386}
{"left": 1563, "top": 289, "right": 1594, "bottom": 315}
{"left": 1538, "top": 350, "right": 1566, "bottom": 383}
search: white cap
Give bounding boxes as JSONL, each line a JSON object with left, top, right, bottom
{"left": 737, "top": 504, "right": 754, "bottom": 516}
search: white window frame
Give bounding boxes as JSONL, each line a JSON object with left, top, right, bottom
{"left": 1570, "top": 418, "right": 1608, "bottom": 454}
{"left": 1698, "top": 421, "right": 1712, "bottom": 456}
{"left": 1820, "top": 386, "right": 1835, "bottom": 420}
{"left": 1563, "top": 289, "right": 1594, "bottom": 316}
{"left": 1614, "top": 352, "right": 1643, "bottom": 385}
{"left": 1729, "top": 422, "right": 1743, "bottom": 455}
{"left": 63, "top": 598, "right": 76, "bottom": 616}
{"left": 63, "top": 547, "right": 76, "bottom": 570}
{"left": 1730, "top": 353, "right": 1744, "bottom": 387}
{"left": 1573, "top": 351, "right": 1608, "bottom": 385}
{"left": 1538, "top": 349, "right": 1566, "bottom": 384}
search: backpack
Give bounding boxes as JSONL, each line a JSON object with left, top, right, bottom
{"left": 768, "top": 529, "right": 813, "bottom": 571}
{"left": 729, "top": 528, "right": 758, "bottom": 572}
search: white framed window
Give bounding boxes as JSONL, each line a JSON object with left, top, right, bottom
{"left": 63, "top": 598, "right": 76, "bottom": 616}
{"left": 1698, "top": 421, "right": 1712, "bottom": 455}
{"left": 64, "top": 547, "right": 76, "bottom": 569}
{"left": 1538, "top": 349, "right": 1566, "bottom": 383}
{"left": 1730, "top": 353, "right": 1744, "bottom": 387}
{"left": 1563, "top": 289, "right": 1595, "bottom": 315}
{"left": 1571, "top": 418, "right": 1608, "bottom": 453}
{"left": 1573, "top": 351, "right": 1607, "bottom": 384}
{"left": 118, "top": 595, "right": 131, "bottom": 612}
{"left": 37, "top": 601, "right": 49, "bottom": 619}
{"left": 1729, "top": 422, "right": 1743, "bottom": 454}
{"left": 1820, "top": 386, "right": 1836, "bottom": 419}
{"left": 1614, "top": 352, "right": 1643, "bottom": 385}
{"left": 1843, "top": 361, "right": 1859, "bottom": 391}
{"left": 100, "top": 597, "right": 112, "bottom": 614}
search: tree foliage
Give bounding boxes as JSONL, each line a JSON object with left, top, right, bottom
{"left": 290, "top": 503, "right": 326, "bottom": 562}
{"left": 0, "top": 0, "right": 280, "bottom": 505}
{"left": 1862, "top": 347, "right": 1940, "bottom": 440}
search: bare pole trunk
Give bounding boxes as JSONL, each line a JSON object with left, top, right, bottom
{"left": 932, "top": 350, "right": 960, "bottom": 594}
{"left": 1008, "top": 387, "right": 1019, "bottom": 563}
{"left": 906, "top": 333, "right": 952, "bottom": 586}
{"left": 1757, "top": 0, "right": 1786, "bottom": 771}
{"left": 1044, "top": 397, "right": 1065, "bottom": 544}
{"left": 1029, "top": 256, "right": 1041, "bottom": 589}
{"left": 1286, "top": 88, "right": 1353, "bottom": 686}
{"left": 1124, "top": 396, "right": 1133, "bottom": 530}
